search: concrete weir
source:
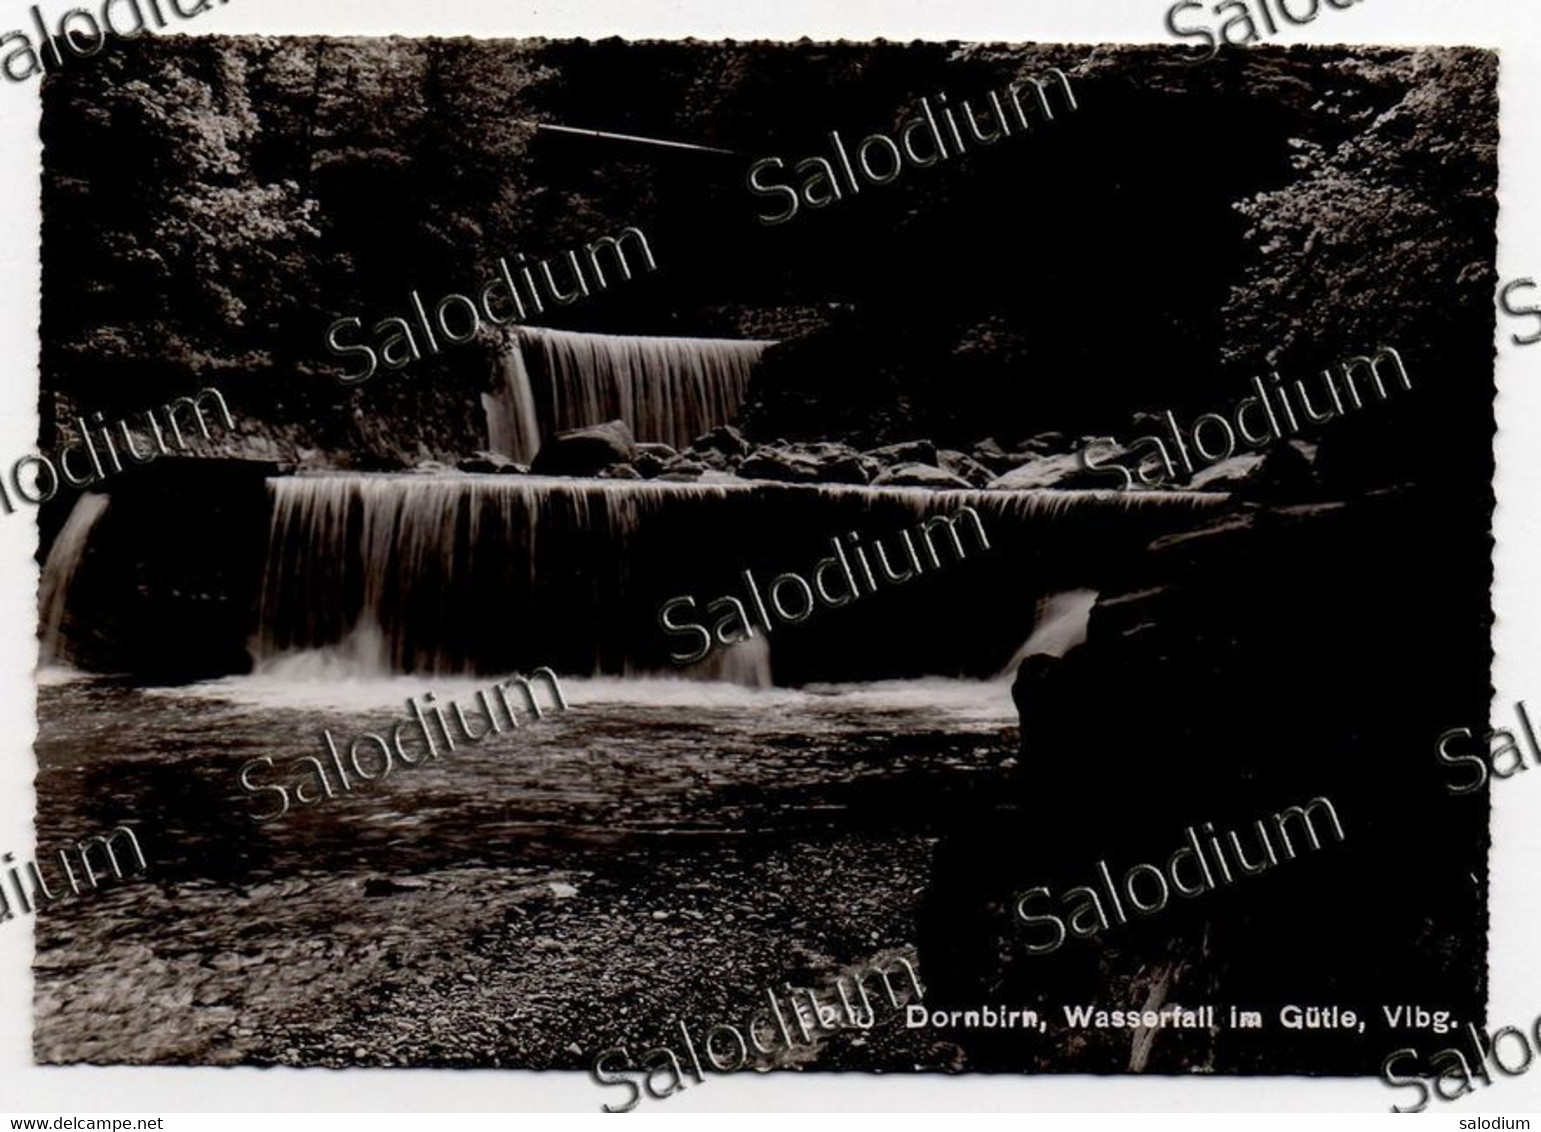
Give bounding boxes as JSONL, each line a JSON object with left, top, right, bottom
{"left": 42, "top": 468, "right": 1222, "bottom": 684}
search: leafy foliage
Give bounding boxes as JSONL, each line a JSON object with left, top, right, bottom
{"left": 1221, "top": 49, "right": 1499, "bottom": 368}
{"left": 40, "top": 41, "right": 1499, "bottom": 463}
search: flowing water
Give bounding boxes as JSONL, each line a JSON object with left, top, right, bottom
{"left": 249, "top": 474, "right": 1220, "bottom": 680}
{"left": 37, "top": 492, "right": 109, "bottom": 667}
{"left": 484, "top": 327, "right": 772, "bottom": 460}
{"left": 30, "top": 408, "right": 1225, "bottom": 1068}
{"left": 33, "top": 668, "right": 1018, "bottom": 1068}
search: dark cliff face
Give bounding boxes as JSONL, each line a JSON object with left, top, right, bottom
{"left": 919, "top": 486, "right": 1492, "bottom": 1074}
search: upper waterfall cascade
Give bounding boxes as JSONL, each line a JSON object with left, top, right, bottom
{"left": 486, "top": 327, "right": 773, "bottom": 462}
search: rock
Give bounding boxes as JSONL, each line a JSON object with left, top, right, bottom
{"left": 636, "top": 442, "right": 679, "bottom": 460}
{"left": 457, "top": 450, "right": 520, "bottom": 474}
{"left": 821, "top": 454, "right": 872, "bottom": 485}
{"left": 409, "top": 460, "right": 454, "bottom": 475}
{"left": 1017, "top": 431, "right": 1070, "bottom": 455}
{"left": 872, "top": 462, "right": 971, "bottom": 489}
{"left": 531, "top": 420, "right": 637, "bottom": 477}
{"left": 864, "top": 440, "right": 937, "bottom": 467}
{"left": 785, "top": 441, "right": 870, "bottom": 484}
{"left": 634, "top": 451, "right": 668, "bottom": 478}
{"left": 738, "top": 446, "right": 825, "bottom": 484}
{"left": 920, "top": 489, "right": 1489, "bottom": 1073}
{"left": 938, "top": 449, "right": 995, "bottom": 488}
{"left": 786, "top": 440, "right": 852, "bottom": 460}
{"left": 656, "top": 460, "right": 705, "bottom": 482}
{"left": 987, "top": 452, "right": 1101, "bottom": 490}
{"left": 1228, "top": 440, "right": 1323, "bottom": 500}
{"left": 598, "top": 464, "right": 642, "bottom": 480}
{"left": 972, "top": 450, "right": 1034, "bottom": 474}
{"left": 970, "top": 439, "right": 1036, "bottom": 474}
{"left": 689, "top": 425, "right": 751, "bottom": 458}
{"left": 1188, "top": 452, "right": 1268, "bottom": 490}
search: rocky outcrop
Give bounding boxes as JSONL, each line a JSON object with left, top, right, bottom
{"left": 531, "top": 420, "right": 638, "bottom": 477}
{"left": 917, "top": 486, "right": 1491, "bottom": 1074}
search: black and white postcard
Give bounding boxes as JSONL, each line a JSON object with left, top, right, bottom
{"left": 2, "top": 3, "right": 1534, "bottom": 1118}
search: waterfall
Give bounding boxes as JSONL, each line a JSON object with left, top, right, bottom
{"left": 38, "top": 493, "right": 111, "bottom": 668}
{"left": 684, "top": 635, "right": 773, "bottom": 689}
{"left": 482, "top": 346, "right": 543, "bottom": 465}
{"left": 488, "top": 327, "right": 773, "bottom": 457}
{"left": 999, "top": 587, "right": 1099, "bottom": 678}
{"left": 252, "top": 475, "right": 1223, "bottom": 685}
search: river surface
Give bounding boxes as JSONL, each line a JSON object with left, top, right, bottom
{"left": 33, "top": 669, "right": 1017, "bottom": 1070}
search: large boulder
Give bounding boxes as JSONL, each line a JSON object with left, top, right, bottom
{"left": 737, "top": 446, "right": 825, "bottom": 484}
{"left": 820, "top": 454, "right": 873, "bottom": 485}
{"left": 987, "top": 452, "right": 1102, "bottom": 490}
{"left": 689, "top": 425, "right": 751, "bottom": 458}
{"left": 971, "top": 437, "right": 1037, "bottom": 474}
{"left": 864, "top": 439, "right": 937, "bottom": 468}
{"left": 634, "top": 451, "right": 669, "bottom": 479}
{"left": 939, "top": 448, "right": 995, "bottom": 488}
{"left": 1187, "top": 452, "right": 1267, "bottom": 491}
{"left": 531, "top": 420, "right": 637, "bottom": 477}
{"left": 871, "top": 462, "right": 970, "bottom": 489}
{"left": 785, "top": 441, "right": 872, "bottom": 485}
